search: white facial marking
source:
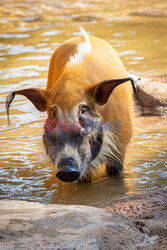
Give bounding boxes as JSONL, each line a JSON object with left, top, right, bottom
{"left": 55, "top": 144, "right": 80, "bottom": 168}
{"left": 90, "top": 130, "right": 123, "bottom": 171}
{"left": 58, "top": 107, "right": 78, "bottom": 124}
{"left": 67, "top": 27, "right": 91, "bottom": 66}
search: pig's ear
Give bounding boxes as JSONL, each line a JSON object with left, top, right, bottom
{"left": 92, "top": 77, "right": 134, "bottom": 105}
{"left": 6, "top": 88, "right": 48, "bottom": 124}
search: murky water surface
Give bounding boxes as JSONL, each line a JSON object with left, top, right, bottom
{"left": 0, "top": 0, "right": 166, "bottom": 205}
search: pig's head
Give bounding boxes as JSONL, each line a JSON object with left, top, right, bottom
{"left": 6, "top": 77, "right": 133, "bottom": 182}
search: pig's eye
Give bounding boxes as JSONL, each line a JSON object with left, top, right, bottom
{"left": 50, "top": 105, "right": 58, "bottom": 118}
{"left": 79, "top": 105, "right": 89, "bottom": 116}
{"left": 80, "top": 107, "right": 87, "bottom": 115}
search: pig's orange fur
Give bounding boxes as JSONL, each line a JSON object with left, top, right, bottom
{"left": 46, "top": 33, "right": 135, "bottom": 180}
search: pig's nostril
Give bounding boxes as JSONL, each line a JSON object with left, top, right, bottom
{"left": 56, "top": 158, "right": 80, "bottom": 182}
{"left": 56, "top": 166, "right": 80, "bottom": 182}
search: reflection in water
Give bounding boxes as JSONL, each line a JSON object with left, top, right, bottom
{"left": 0, "top": 0, "right": 166, "bottom": 205}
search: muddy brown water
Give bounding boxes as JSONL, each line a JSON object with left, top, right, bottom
{"left": 0, "top": 0, "right": 166, "bottom": 205}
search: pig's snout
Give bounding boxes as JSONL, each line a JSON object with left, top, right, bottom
{"left": 56, "top": 157, "right": 80, "bottom": 182}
